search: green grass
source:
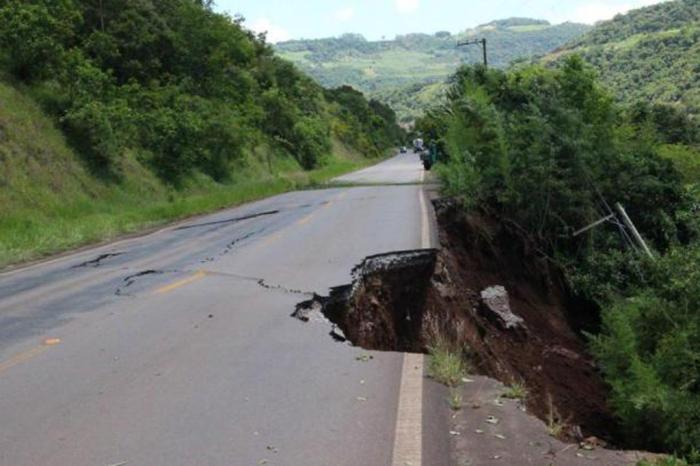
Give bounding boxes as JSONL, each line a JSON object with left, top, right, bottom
{"left": 545, "top": 394, "right": 567, "bottom": 438}
{"left": 427, "top": 340, "right": 469, "bottom": 387}
{"left": 502, "top": 381, "right": 528, "bottom": 401}
{"left": 447, "top": 387, "right": 463, "bottom": 411}
{"left": 0, "top": 80, "right": 382, "bottom": 269}
{"left": 0, "top": 153, "right": 377, "bottom": 269}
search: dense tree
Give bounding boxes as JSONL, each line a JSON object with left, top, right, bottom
{"left": 276, "top": 19, "right": 591, "bottom": 121}
{"left": 544, "top": 0, "right": 700, "bottom": 116}
{"left": 420, "top": 56, "right": 700, "bottom": 460}
{"left": 0, "top": 0, "right": 401, "bottom": 183}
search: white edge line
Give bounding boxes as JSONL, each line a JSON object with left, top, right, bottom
{"left": 419, "top": 189, "right": 430, "bottom": 249}
{"left": 391, "top": 353, "right": 424, "bottom": 466}
{"left": 390, "top": 186, "right": 430, "bottom": 466}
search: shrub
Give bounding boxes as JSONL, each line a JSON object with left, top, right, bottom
{"left": 62, "top": 100, "right": 122, "bottom": 172}
{"left": 291, "top": 116, "right": 331, "bottom": 169}
{"left": 592, "top": 245, "right": 700, "bottom": 459}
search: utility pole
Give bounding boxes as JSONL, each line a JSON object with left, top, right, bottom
{"left": 457, "top": 38, "right": 488, "bottom": 68}
{"left": 572, "top": 203, "right": 654, "bottom": 260}
{"left": 615, "top": 203, "right": 654, "bottom": 259}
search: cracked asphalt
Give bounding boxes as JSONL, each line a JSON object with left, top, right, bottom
{"left": 0, "top": 151, "right": 449, "bottom": 466}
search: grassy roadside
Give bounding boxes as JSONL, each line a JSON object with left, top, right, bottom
{"left": 0, "top": 152, "right": 381, "bottom": 270}
{"left": 0, "top": 80, "right": 385, "bottom": 269}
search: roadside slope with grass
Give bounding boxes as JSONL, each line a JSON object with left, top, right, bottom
{"left": 0, "top": 0, "right": 403, "bottom": 269}
{"left": 0, "top": 77, "right": 385, "bottom": 269}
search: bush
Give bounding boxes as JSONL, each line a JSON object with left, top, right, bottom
{"left": 658, "top": 144, "right": 700, "bottom": 185}
{"left": 422, "top": 58, "right": 700, "bottom": 460}
{"left": 592, "top": 245, "right": 700, "bottom": 460}
{"left": 426, "top": 58, "right": 685, "bottom": 259}
{"left": 0, "top": 1, "right": 78, "bottom": 81}
{"left": 62, "top": 100, "right": 123, "bottom": 172}
{"left": 291, "top": 116, "right": 331, "bottom": 169}
{"left": 0, "top": 0, "right": 402, "bottom": 186}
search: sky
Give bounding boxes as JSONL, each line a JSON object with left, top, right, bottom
{"left": 214, "top": 0, "right": 666, "bottom": 43}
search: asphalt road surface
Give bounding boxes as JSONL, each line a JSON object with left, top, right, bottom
{"left": 333, "top": 150, "right": 426, "bottom": 185}
{"left": 0, "top": 151, "right": 449, "bottom": 466}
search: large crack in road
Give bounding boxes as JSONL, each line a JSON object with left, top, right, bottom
{"left": 291, "top": 198, "right": 624, "bottom": 447}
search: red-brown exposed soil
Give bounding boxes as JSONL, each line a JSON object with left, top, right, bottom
{"left": 424, "top": 199, "right": 618, "bottom": 441}
{"left": 294, "top": 198, "right": 620, "bottom": 442}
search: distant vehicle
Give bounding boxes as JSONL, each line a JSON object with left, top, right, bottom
{"left": 400, "top": 146, "right": 407, "bottom": 153}
{"left": 421, "top": 142, "right": 438, "bottom": 170}
{"left": 413, "top": 138, "right": 424, "bottom": 152}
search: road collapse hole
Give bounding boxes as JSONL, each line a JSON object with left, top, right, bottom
{"left": 292, "top": 198, "right": 622, "bottom": 444}
{"left": 292, "top": 249, "right": 438, "bottom": 352}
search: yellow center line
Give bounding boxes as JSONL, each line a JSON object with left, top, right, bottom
{"left": 264, "top": 192, "right": 345, "bottom": 243}
{"left": 296, "top": 213, "right": 315, "bottom": 225}
{"left": 0, "top": 336, "right": 62, "bottom": 375}
{"left": 0, "top": 346, "right": 48, "bottom": 374}
{"left": 153, "top": 270, "right": 207, "bottom": 295}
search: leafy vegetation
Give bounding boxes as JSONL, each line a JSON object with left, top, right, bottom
{"left": 542, "top": 0, "right": 700, "bottom": 116}
{"left": 502, "top": 381, "right": 528, "bottom": 401}
{"left": 592, "top": 245, "right": 700, "bottom": 462}
{"left": 0, "top": 0, "right": 402, "bottom": 267}
{"left": 427, "top": 340, "right": 469, "bottom": 387}
{"left": 0, "top": 76, "right": 378, "bottom": 267}
{"left": 276, "top": 19, "right": 590, "bottom": 121}
{"left": 0, "top": 0, "right": 401, "bottom": 180}
{"left": 418, "top": 54, "right": 700, "bottom": 459}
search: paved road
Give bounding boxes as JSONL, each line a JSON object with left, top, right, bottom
{"left": 0, "top": 151, "right": 449, "bottom": 466}
{"left": 333, "top": 150, "right": 425, "bottom": 185}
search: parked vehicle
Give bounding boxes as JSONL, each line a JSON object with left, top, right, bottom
{"left": 421, "top": 143, "right": 438, "bottom": 170}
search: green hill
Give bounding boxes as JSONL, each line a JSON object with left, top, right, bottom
{"left": 0, "top": 0, "right": 402, "bottom": 268}
{"left": 276, "top": 19, "right": 591, "bottom": 120}
{"left": 542, "top": 0, "right": 700, "bottom": 115}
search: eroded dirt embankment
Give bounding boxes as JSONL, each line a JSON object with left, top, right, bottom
{"left": 424, "top": 199, "right": 616, "bottom": 440}
{"left": 294, "top": 198, "right": 618, "bottom": 442}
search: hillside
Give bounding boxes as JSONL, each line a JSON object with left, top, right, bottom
{"left": 276, "top": 19, "right": 591, "bottom": 120}
{"left": 0, "top": 0, "right": 402, "bottom": 267}
{"left": 542, "top": 0, "right": 700, "bottom": 114}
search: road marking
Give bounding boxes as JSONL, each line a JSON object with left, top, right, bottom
{"left": 297, "top": 193, "right": 343, "bottom": 225}
{"left": 391, "top": 353, "right": 424, "bottom": 466}
{"left": 154, "top": 270, "right": 207, "bottom": 295}
{"left": 0, "top": 345, "right": 49, "bottom": 374}
{"left": 263, "top": 192, "right": 345, "bottom": 245}
{"left": 296, "top": 213, "right": 315, "bottom": 225}
{"left": 419, "top": 189, "right": 431, "bottom": 249}
{"left": 390, "top": 187, "right": 431, "bottom": 465}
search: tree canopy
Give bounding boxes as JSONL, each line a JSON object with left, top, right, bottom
{"left": 0, "top": 0, "right": 402, "bottom": 183}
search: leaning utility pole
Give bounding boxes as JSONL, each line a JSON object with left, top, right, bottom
{"left": 572, "top": 202, "right": 655, "bottom": 260}
{"left": 457, "top": 38, "right": 488, "bottom": 68}
{"left": 615, "top": 203, "right": 654, "bottom": 259}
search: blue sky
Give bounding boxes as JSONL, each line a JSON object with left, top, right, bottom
{"left": 214, "top": 0, "right": 665, "bottom": 42}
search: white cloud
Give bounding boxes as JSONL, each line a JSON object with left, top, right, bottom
{"left": 249, "top": 17, "right": 291, "bottom": 43}
{"left": 395, "top": 0, "right": 420, "bottom": 14}
{"left": 570, "top": 0, "right": 663, "bottom": 24}
{"left": 334, "top": 7, "right": 355, "bottom": 22}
